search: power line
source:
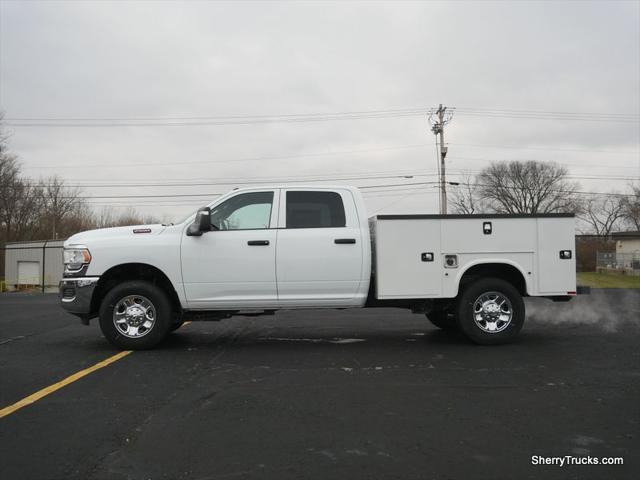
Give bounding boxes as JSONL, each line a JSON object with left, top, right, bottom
{"left": 4, "top": 107, "right": 429, "bottom": 122}
{"left": 0, "top": 181, "right": 442, "bottom": 199}
{"left": 445, "top": 169, "right": 637, "bottom": 182}
{"left": 445, "top": 155, "right": 640, "bottom": 171}
{"left": 86, "top": 189, "right": 440, "bottom": 208}
{"left": 4, "top": 109, "right": 431, "bottom": 127}
{"left": 453, "top": 181, "right": 638, "bottom": 198}
{"left": 2, "top": 172, "right": 438, "bottom": 189}
{"left": 5, "top": 106, "right": 638, "bottom": 127}
{"left": 450, "top": 142, "right": 640, "bottom": 155}
{"left": 62, "top": 193, "right": 225, "bottom": 199}
{"left": 6, "top": 166, "right": 636, "bottom": 194}
{"left": 7, "top": 106, "right": 638, "bottom": 121}
{"left": 6, "top": 178, "right": 635, "bottom": 199}
{"left": 28, "top": 167, "right": 426, "bottom": 184}
{"left": 363, "top": 187, "right": 437, "bottom": 198}
{"left": 455, "top": 108, "right": 639, "bottom": 123}
{"left": 21, "top": 143, "right": 433, "bottom": 169}
{"left": 455, "top": 107, "right": 639, "bottom": 119}
{"left": 13, "top": 173, "right": 437, "bottom": 189}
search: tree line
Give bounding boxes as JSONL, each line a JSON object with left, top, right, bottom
{"left": 1, "top": 125, "right": 158, "bottom": 245}
{"left": 450, "top": 160, "right": 640, "bottom": 235}
{"left": 2, "top": 118, "right": 638, "bottom": 246}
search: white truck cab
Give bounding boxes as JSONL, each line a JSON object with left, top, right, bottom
{"left": 59, "top": 185, "right": 584, "bottom": 349}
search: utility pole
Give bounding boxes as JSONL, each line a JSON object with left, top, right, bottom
{"left": 52, "top": 196, "right": 57, "bottom": 239}
{"left": 429, "top": 104, "right": 454, "bottom": 214}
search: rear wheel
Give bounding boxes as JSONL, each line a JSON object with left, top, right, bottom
{"left": 98, "top": 280, "right": 173, "bottom": 350}
{"left": 426, "top": 309, "right": 457, "bottom": 331}
{"left": 455, "top": 277, "right": 525, "bottom": 345}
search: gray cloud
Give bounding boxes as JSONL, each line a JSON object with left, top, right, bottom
{"left": 1, "top": 0, "right": 638, "bottom": 220}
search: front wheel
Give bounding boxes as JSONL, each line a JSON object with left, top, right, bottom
{"left": 98, "top": 281, "right": 173, "bottom": 350}
{"left": 455, "top": 278, "right": 525, "bottom": 345}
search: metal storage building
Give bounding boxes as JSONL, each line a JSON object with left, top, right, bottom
{"left": 3, "top": 240, "right": 66, "bottom": 292}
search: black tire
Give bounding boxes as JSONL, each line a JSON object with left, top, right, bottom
{"left": 170, "top": 321, "right": 185, "bottom": 332}
{"left": 455, "top": 277, "right": 525, "bottom": 345}
{"left": 426, "top": 310, "right": 457, "bottom": 331}
{"left": 98, "top": 280, "right": 173, "bottom": 350}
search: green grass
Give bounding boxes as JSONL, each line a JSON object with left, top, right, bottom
{"left": 577, "top": 272, "right": 640, "bottom": 289}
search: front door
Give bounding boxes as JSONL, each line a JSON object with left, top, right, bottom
{"left": 181, "top": 190, "right": 279, "bottom": 309}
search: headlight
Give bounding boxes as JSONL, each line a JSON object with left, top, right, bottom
{"left": 63, "top": 248, "right": 92, "bottom": 271}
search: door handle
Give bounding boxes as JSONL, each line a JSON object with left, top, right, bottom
{"left": 247, "top": 240, "right": 270, "bottom": 246}
{"left": 334, "top": 238, "right": 356, "bottom": 244}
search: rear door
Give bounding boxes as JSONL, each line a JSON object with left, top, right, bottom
{"left": 276, "top": 189, "right": 363, "bottom": 306}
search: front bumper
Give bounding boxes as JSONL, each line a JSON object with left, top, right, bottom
{"left": 59, "top": 277, "right": 100, "bottom": 323}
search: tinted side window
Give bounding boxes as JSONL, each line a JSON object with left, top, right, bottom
{"left": 210, "top": 192, "right": 274, "bottom": 230}
{"left": 286, "top": 191, "right": 346, "bottom": 228}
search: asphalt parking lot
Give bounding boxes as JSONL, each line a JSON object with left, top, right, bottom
{"left": 1, "top": 291, "right": 638, "bottom": 480}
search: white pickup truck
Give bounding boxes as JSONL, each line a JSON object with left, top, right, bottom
{"left": 59, "top": 185, "right": 583, "bottom": 349}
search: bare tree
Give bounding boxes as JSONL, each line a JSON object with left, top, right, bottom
{"left": 621, "top": 183, "right": 640, "bottom": 230}
{"left": 37, "top": 176, "right": 84, "bottom": 239}
{"left": 0, "top": 115, "right": 21, "bottom": 241}
{"left": 0, "top": 152, "right": 43, "bottom": 242}
{"left": 92, "top": 206, "right": 159, "bottom": 229}
{"left": 60, "top": 203, "right": 99, "bottom": 234}
{"left": 2, "top": 114, "right": 159, "bottom": 243}
{"left": 0, "top": 152, "right": 20, "bottom": 240}
{"left": 472, "top": 160, "right": 582, "bottom": 214}
{"left": 450, "top": 172, "right": 485, "bottom": 214}
{"left": 579, "top": 194, "right": 626, "bottom": 235}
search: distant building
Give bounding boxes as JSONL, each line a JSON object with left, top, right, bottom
{"left": 604, "top": 231, "right": 640, "bottom": 275}
{"left": 3, "top": 240, "right": 65, "bottom": 292}
{"left": 613, "top": 231, "right": 640, "bottom": 255}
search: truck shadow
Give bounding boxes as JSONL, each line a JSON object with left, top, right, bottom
{"left": 154, "top": 324, "right": 555, "bottom": 352}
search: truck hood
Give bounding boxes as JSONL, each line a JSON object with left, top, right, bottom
{"left": 65, "top": 224, "right": 167, "bottom": 247}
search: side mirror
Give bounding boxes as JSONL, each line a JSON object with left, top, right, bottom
{"left": 186, "top": 207, "right": 211, "bottom": 236}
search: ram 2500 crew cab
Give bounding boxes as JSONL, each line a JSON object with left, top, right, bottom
{"left": 59, "top": 185, "right": 581, "bottom": 349}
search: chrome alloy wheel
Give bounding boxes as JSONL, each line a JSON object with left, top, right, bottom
{"left": 113, "top": 295, "right": 156, "bottom": 338}
{"left": 472, "top": 291, "right": 513, "bottom": 333}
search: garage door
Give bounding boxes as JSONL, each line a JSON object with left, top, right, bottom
{"left": 18, "top": 261, "right": 40, "bottom": 285}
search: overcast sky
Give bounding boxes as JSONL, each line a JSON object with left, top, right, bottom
{"left": 1, "top": 0, "right": 639, "bottom": 221}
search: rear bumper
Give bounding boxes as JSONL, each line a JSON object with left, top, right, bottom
{"left": 59, "top": 277, "right": 100, "bottom": 323}
{"left": 577, "top": 285, "right": 591, "bottom": 295}
{"left": 547, "top": 285, "right": 591, "bottom": 302}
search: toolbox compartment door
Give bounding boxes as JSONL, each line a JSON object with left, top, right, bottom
{"left": 536, "top": 217, "right": 577, "bottom": 294}
{"left": 374, "top": 219, "right": 442, "bottom": 298}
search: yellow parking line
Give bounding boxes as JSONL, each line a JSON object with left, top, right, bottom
{"left": 1, "top": 321, "right": 194, "bottom": 419}
{"left": 0, "top": 350, "right": 132, "bottom": 419}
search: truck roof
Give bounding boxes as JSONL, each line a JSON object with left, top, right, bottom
{"left": 375, "top": 213, "right": 575, "bottom": 219}
{"left": 230, "top": 185, "right": 362, "bottom": 192}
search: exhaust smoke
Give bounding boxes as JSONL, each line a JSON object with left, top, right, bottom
{"left": 526, "top": 289, "right": 640, "bottom": 333}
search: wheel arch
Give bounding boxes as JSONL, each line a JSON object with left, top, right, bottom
{"left": 454, "top": 260, "right": 530, "bottom": 297}
{"left": 91, "top": 263, "right": 182, "bottom": 316}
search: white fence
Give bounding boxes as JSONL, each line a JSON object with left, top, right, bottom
{"left": 597, "top": 251, "right": 640, "bottom": 276}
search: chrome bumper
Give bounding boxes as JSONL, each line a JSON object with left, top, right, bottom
{"left": 59, "top": 277, "right": 100, "bottom": 322}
